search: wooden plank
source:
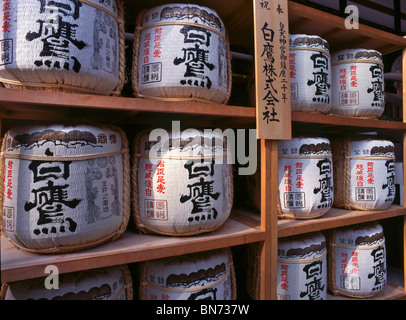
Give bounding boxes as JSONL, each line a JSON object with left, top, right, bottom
{"left": 278, "top": 205, "right": 406, "bottom": 238}
{"left": 1, "top": 212, "right": 263, "bottom": 283}
{"left": 403, "top": 45, "right": 406, "bottom": 293}
{"left": 327, "top": 282, "right": 406, "bottom": 300}
{"left": 0, "top": 88, "right": 256, "bottom": 119}
{"left": 259, "top": 139, "right": 278, "bottom": 300}
{"left": 254, "top": 0, "right": 291, "bottom": 140}
{"left": 292, "top": 111, "right": 406, "bottom": 131}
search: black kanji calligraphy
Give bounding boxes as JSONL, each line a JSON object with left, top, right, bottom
{"left": 26, "top": 0, "right": 87, "bottom": 73}
{"left": 174, "top": 25, "right": 214, "bottom": 89}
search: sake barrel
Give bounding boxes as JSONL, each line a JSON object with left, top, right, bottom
{"left": 132, "top": 3, "right": 231, "bottom": 104}
{"left": 278, "top": 137, "right": 333, "bottom": 219}
{"left": 277, "top": 232, "right": 327, "bottom": 300}
{"left": 331, "top": 49, "right": 384, "bottom": 118}
{"left": 0, "top": 0, "right": 125, "bottom": 95}
{"left": 0, "top": 124, "right": 130, "bottom": 253}
{"left": 328, "top": 222, "right": 387, "bottom": 298}
{"left": 139, "top": 248, "right": 236, "bottom": 300}
{"left": 1, "top": 265, "right": 133, "bottom": 300}
{"left": 289, "top": 34, "right": 331, "bottom": 113}
{"left": 332, "top": 136, "right": 395, "bottom": 210}
{"left": 132, "top": 129, "right": 233, "bottom": 236}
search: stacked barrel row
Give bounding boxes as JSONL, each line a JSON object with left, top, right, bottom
{"left": 0, "top": 2, "right": 235, "bottom": 300}
{"left": 248, "top": 136, "right": 396, "bottom": 219}
{"left": 0, "top": 2, "right": 386, "bottom": 119}
{"left": 290, "top": 34, "right": 384, "bottom": 119}
{"left": 0, "top": 1, "right": 231, "bottom": 103}
{"left": 247, "top": 222, "right": 387, "bottom": 300}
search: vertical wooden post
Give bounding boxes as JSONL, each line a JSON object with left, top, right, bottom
{"left": 260, "top": 139, "right": 278, "bottom": 299}
{"left": 253, "top": 0, "right": 291, "bottom": 299}
{"left": 402, "top": 45, "right": 406, "bottom": 292}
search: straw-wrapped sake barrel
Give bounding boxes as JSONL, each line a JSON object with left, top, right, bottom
{"left": 328, "top": 222, "right": 387, "bottom": 298}
{"left": 289, "top": 34, "right": 331, "bottom": 113}
{"left": 332, "top": 137, "right": 395, "bottom": 210}
{"left": 132, "top": 129, "right": 233, "bottom": 236}
{"left": 277, "top": 232, "right": 327, "bottom": 300}
{"left": 0, "top": 0, "right": 125, "bottom": 95}
{"left": 278, "top": 137, "right": 333, "bottom": 219}
{"left": 0, "top": 124, "right": 130, "bottom": 253}
{"left": 139, "top": 248, "right": 235, "bottom": 300}
{"left": 331, "top": 49, "right": 384, "bottom": 118}
{"left": 132, "top": 3, "right": 231, "bottom": 104}
{"left": 1, "top": 265, "right": 132, "bottom": 300}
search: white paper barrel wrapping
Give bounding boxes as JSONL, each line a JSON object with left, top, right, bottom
{"left": 132, "top": 3, "right": 231, "bottom": 104}
{"left": 0, "top": 124, "right": 130, "bottom": 253}
{"left": 289, "top": 34, "right": 331, "bottom": 113}
{"left": 277, "top": 232, "right": 327, "bottom": 300}
{"left": 332, "top": 137, "right": 395, "bottom": 210}
{"left": 2, "top": 265, "right": 132, "bottom": 300}
{"left": 278, "top": 137, "right": 333, "bottom": 219}
{"left": 0, "top": 0, "right": 124, "bottom": 95}
{"left": 139, "top": 248, "right": 235, "bottom": 300}
{"left": 132, "top": 130, "right": 233, "bottom": 236}
{"left": 331, "top": 49, "right": 384, "bottom": 118}
{"left": 328, "top": 222, "right": 386, "bottom": 298}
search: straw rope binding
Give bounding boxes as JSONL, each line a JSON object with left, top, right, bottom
{"left": 0, "top": 124, "right": 130, "bottom": 254}
{"left": 131, "top": 6, "right": 232, "bottom": 104}
{"left": 139, "top": 248, "right": 236, "bottom": 300}
{"left": 131, "top": 129, "right": 233, "bottom": 236}
{"left": 0, "top": 0, "right": 126, "bottom": 96}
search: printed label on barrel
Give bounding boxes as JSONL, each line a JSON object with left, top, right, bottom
{"left": 278, "top": 139, "right": 333, "bottom": 217}
{"left": 349, "top": 141, "right": 395, "bottom": 209}
{"left": 332, "top": 50, "right": 384, "bottom": 117}
{"left": 0, "top": 0, "right": 120, "bottom": 91}
{"left": 277, "top": 233, "right": 327, "bottom": 300}
{"left": 334, "top": 243, "right": 386, "bottom": 295}
{"left": 138, "top": 4, "right": 228, "bottom": 103}
{"left": 2, "top": 126, "right": 124, "bottom": 248}
{"left": 137, "top": 132, "right": 232, "bottom": 234}
{"left": 289, "top": 35, "right": 331, "bottom": 112}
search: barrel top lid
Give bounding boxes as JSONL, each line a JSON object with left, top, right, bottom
{"left": 289, "top": 34, "right": 329, "bottom": 51}
{"left": 5, "top": 124, "right": 123, "bottom": 156}
{"left": 332, "top": 48, "right": 383, "bottom": 64}
{"left": 141, "top": 3, "right": 225, "bottom": 35}
{"left": 278, "top": 232, "right": 327, "bottom": 260}
{"left": 278, "top": 137, "right": 331, "bottom": 156}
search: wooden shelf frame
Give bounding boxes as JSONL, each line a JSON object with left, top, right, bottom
{"left": 1, "top": 209, "right": 262, "bottom": 283}
{"left": 0, "top": 0, "right": 405, "bottom": 301}
{"left": 260, "top": 0, "right": 406, "bottom": 300}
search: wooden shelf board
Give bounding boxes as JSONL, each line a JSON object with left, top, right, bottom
{"left": 0, "top": 209, "right": 263, "bottom": 283}
{"left": 0, "top": 88, "right": 255, "bottom": 122}
{"left": 278, "top": 205, "right": 406, "bottom": 238}
{"left": 327, "top": 282, "right": 406, "bottom": 300}
{"left": 292, "top": 111, "right": 406, "bottom": 131}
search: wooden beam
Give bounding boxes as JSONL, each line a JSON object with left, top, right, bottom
{"left": 402, "top": 44, "right": 406, "bottom": 292}
{"left": 260, "top": 139, "right": 278, "bottom": 300}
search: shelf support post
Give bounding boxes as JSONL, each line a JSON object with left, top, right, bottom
{"left": 402, "top": 44, "right": 406, "bottom": 292}
{"left": 260, "top": 139, "right": 278, "bottom": 300}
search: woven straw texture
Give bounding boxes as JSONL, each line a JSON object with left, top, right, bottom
{"left": 139, "top": 248, "right": 236, "bottom": 300}
{"left": 0, "top": 124, "right": 130, "bottom": 254}
{"left": 327, "top": 222, "right": 386, "bottom": 298}
{"left": 132, "top": 4, "right": 232, "bottom": 104}
{"left": 131, "top": 129, "right": 233, "bottom": 236}
{"left": 1, "top": 264, "right": 133, "bottom": 300}
{"left": 0, "top": 0, "right": 126, "bottom": 96}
